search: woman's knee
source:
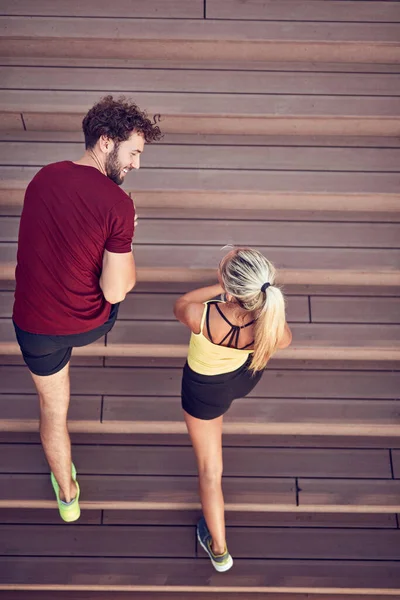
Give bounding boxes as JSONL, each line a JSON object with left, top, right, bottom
{"left": 198, "top": 461, "right": 223, "bottom": 486}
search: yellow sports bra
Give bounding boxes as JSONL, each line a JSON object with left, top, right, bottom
{"left": 187, "top": 301, "right": 254, "bottom": 376}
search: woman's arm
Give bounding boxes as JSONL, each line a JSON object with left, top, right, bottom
{"left": 173, "top": 283, "right": 224, "bottom": 332}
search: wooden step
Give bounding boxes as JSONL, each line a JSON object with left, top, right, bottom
{"left": 3, "top": 138, "right": 400, "bottom": 173}
{"left": 2, "top": 162, "right": 399, "bottom": 217}
{"left": 1, "top": 444, "right": 393, "bottom": 479}
{"left": 3, "top": 214, "right": 400, "bottom": 249}
{"left": 3, "top": 0, "right": 400, "bottom": 23}
{"left": 1, "top": 394, "right": 400, "bottom": 437}
{"left": 1, "top": 16, "right": 399, "bottom": 63}
{"left": 4, "top": 55, "right": 400, "bottom": 72}
{"left": 2, "top": 365, "right": 399, "bottom": 400}
{"left": 1, "top": 473, "right": 399, "bottom": 513}
{"left": 1, "top": 556, "right": 399, "bottom": 594}
{"left": 1, "top": 507, "right": 396, "bottom": 529}
{"left": 1, "top": 89, "right": 399, "bottom": 135}
{"left": 1, "top": 319, "right": 399, "bottom": 361}
{"left": 2, "top": 594, "right": 400, "bottom": 600}
{"left": 3, "top": 289, "right": 400, "bottom": 325}
{"left": 1, "top": 360, "right": 399, "bottom": 438}
{"left": 1, "top": 524, "right": 400, "bottom": 559}
{"left": 1, "top": 245, "right": 400, "bottom": 286}
{"left": 1, "top": 0, "right": 204, "bottom": 19}
{"left": 207, "top": 1, "right": 400, "bottom": 23}
{"left": 3, "top": 64, "right": 400, "bottom": 96}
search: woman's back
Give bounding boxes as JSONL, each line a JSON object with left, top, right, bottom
{"left": 187, "top": 300, "right": 256, "bottom": 376}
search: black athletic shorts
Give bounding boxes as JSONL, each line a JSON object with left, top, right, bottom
{"left": 13, "top": 303, "right": 119, "bottom": 377}
{"left": 181, "top": 356, "right": 263, "bottom": 420}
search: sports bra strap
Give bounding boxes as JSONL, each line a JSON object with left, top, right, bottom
{"left": 200, "top": 302, "right": 210, "bottom": 336}
{"left": 205, "top": 301, "right": 255, "bottom": 350}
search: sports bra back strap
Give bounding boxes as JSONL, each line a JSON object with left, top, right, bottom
{"left": 214, "top": 301, "right": 234, "bottom": 326}
{"left": 204, "top": 302, "right": 214, "bottom": 343}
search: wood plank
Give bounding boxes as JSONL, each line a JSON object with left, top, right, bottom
{"left": 137, "top": 244, "right": 400, "bottom": 278}
{"left": 1, "top": 339, "right": 399, "bottom": 362}
{"left": 23, "top": 113, "right": 398, "bottom": 136}
{"left": 224, "top": 528, "right": 400, "bottom": 560}
{"left": 1, "top": 365, "right": 399, "bottom": 399}
{"left": 391, "top": 450, "right": 400, "bottom": 478}
{"left": 0, "top": 89, "right": 400, "bottom": 117}
{"left": 6, "top": 594, "right": 400, "bottom": 600}
{"left": 0, "top": 0, "right": 203, "bottom": 18}
{"left": 0, "top": 508, "right": 101, "bottom": 524}
{"left": 0, "top": 113, "right": 23, "bottom": 130}
{"left": 0, "top": 444, "right": 391, "bottom": 478}
{"left": 2, "top": 397, "right": 399, "bottom": 438}
{"left": 4, "top": 130, "right": 400, "bottom": 148}
{"left": 2, "top": 525, "right": 400, "bottom": 560}
{"left": 2, "top": 17, "right": 400, "bottom": 43}
{"left": 103, "top": 396, "right": 400, "bottom": 437}
{"left": 105, "top": 321, "right": 400, "bottom": 350}
{"left": 299, "top": 479, "right": 400, "bottom": 511}
{"left": 0, "top": 524, "right": 195, "bottom": 557}
{"left": 0, "top": 474, "right": 296, "bottom": 510}
{"left": 3, "top": 0, "right": 400, "bottom": 21}
{"left": 3, "top": 65, "right": 400, "bottom": 96}
{"left": 3, "top": 141, "right": 400, "bottom": 173}
{"left": 311, "top": 296, "right": 400, "bottom": 324}
{"left": 1, "top": 91, "right": 399, "bottom": 135}
{"left": 104, "top": 509, "right": 397, "bottom": 528}
{"left": 134, "top": 220, "right": 400, "bottom": 249}
{"left": 0, "top": 394, "right": 101, "bottom": 422}
{"left": 1, "top": 429, "right": 399, "bottom": 449}
{"left": 207, "top": 1, "right": 400, "bottom": 23}
{"left": 1, "top": 557, "right": 400, "bottom": 592}
{"left": 3, "top": 55, "right": 400, "bottom": 73}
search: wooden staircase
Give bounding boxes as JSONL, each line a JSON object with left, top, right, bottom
{"left": 0, "top": 1, "right": 400, "bottom": 597}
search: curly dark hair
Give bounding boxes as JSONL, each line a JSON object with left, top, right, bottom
{"left": 82, "top": 95, "right": 162, "bottom": 149}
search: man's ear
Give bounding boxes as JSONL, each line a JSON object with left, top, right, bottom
{"left": 99, "top": 136, "right": 114, "bottom": 155}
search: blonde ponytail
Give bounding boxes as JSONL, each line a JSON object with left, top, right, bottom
{"left": 251, "top": 285, "right": 286, "bottom": 371}
{"left": 220, "top": 247, "right": 287, "bottom": 372}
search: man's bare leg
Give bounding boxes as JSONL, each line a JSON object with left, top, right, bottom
{"left": 31, "top": 362, "right": 77, "bottom": 503}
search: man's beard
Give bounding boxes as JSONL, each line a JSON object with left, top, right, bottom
{"left": 105, "top": 144, "right": 125, "bottom": 186}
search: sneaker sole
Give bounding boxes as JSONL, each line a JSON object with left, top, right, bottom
{"left": 197, "top": 531, "right": 233, "bottom": 573}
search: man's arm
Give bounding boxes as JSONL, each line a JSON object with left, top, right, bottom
{"left": 99, "top": 249, "right": 136, "bottom": 304}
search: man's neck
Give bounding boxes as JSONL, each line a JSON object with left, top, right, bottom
{"left": 74, "top": 150, "right": 106, "bottom": 176}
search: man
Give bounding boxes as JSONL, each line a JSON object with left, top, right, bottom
{"left": 12, "top": 95, "right": 162, "bottom": 522}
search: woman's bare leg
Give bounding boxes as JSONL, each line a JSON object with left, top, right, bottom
{"left": 184, "top": 410, "right": 226, "bottom": 555}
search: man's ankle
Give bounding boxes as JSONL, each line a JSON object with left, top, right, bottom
{"left": 59, "top": 479, "right": 77, "bottom": 503}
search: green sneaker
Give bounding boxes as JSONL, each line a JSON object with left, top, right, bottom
{"left": 197, "top": 516, "right": 233, "bottom": 572}
{"left": 51, "top": 462, "right": 80, "bottom": 522}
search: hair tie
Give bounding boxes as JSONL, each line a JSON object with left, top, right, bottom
{"left": 261, "top": 282, "right": 270, "bottom": 293}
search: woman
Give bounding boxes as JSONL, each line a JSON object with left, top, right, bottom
{"left": 174, "top": 248, "right": 292, "bottom": 572}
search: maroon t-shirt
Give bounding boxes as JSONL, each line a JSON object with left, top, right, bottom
{"left": 13, "top": 161, "right": 135, "bottom": 335}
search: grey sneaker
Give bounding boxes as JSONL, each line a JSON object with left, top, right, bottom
{"left": 197, "top": 516, "right": 233, "bottom": 572}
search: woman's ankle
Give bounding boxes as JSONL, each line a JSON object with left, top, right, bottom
{"left": 211, "top": 540, "right": 226, "bottom": 556}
